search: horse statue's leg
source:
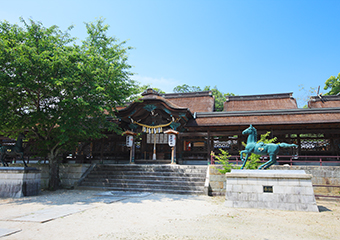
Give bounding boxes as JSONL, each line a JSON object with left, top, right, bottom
{"left": 259, "top": 154, "right": 276, "bottom": 169}
{"left": 265, "top": 155, "right": 277, "bottom": 169}
{"left": 258, "top": 160, "right": 268, "bottom": 170}
{"left": 240, "top": 150, "right": 249, "bottom": 169}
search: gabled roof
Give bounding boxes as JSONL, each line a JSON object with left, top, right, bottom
{"left": 161, "top": 91, "right": 215, "bottom": 113}
{"left": 308, "top": 95, "right": 340, "bottom": 108}
{"left": 224, "top": 93, "right": 298, "bottom": 111}
{"left": 117, "top": 89, "right": 193, "bottom": 132}
{"left": 119, "top": 89, "right": 190, "bottom": 115}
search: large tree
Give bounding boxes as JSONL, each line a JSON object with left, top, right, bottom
{"left": 324, "top": 73, "right": 340, "bottom": 95}
{"left": 0, "top": 18, "right": 137, "bottom": 189}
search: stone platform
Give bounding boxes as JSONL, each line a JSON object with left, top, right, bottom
{"left": 0, "top": 167, "right": 41, "bottom": 198}
{"left": 225, "top": 170, "right": 319, "bottom": 212}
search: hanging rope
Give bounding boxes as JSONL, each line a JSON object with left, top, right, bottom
{"left": 131, "top": 117, "right": 175, "bottom": 134}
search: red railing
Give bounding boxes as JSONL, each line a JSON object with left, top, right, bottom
{"left": 210, "top": 155, "right": 340, "bottom": 166}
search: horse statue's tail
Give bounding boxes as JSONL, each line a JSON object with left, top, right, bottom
{"left": 278, "top": 143, "right": 298, "bottom": 148}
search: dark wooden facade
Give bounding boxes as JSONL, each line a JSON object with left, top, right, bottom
{"left": 84, "top": 90, "right": 340, "bottom": 164}
{"left": 3, "top": 89, "right": 339, "bottom": 164}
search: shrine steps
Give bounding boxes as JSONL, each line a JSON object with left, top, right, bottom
{"left": 77, "top": 164, "right": 207, "bottom": 195}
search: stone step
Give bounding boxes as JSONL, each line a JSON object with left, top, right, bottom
{"left": 94, "top": 163, "right": 206, "bottom": 168}
{"left": 84, "top": 175, "right": 205, "bottom": 182}
{"left": 77, "top": 186, "right": 204, "bottom": 195}
{"left": 81, "top": 178, "right": 204, "bottom": 186}
{"left": 87, "top": 171, "right": 205, "bottom": 178}
{"left": 81, "top": 182, "right": 205, "bottom": 191}
{"left": 78, "top": 164, "right": 207, "bottom": 195}
{"left": 93, "top": 165, "right": 207, "bottom": 173}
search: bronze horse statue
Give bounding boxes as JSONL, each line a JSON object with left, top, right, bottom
{"left": 0, "top": 133, "right": 27, "bottom": 167}
{"left": 240, "top": 125, "right": 297, "bottom": 169}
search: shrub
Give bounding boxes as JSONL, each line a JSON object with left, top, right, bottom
{"left": 212, "top": 149, "right": 239, "bottom": 174}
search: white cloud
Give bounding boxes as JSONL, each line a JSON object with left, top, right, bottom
{"left": 132, "top": 75, "right": 180, "bottom": 93}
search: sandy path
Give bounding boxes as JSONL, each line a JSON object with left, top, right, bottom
{"left": 0, "top": 190, "right": 339, "bottom": 240}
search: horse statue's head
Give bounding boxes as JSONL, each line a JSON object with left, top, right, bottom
{"left": 242, "top": 124, "right": 256, "bottom": 135}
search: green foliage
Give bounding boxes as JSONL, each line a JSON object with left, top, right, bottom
{"left": 173, "top": 84, "right": 201, "bottom": 93}
{"left": 242, "top": 132, "right": 277, "bottom": 169}
{"left": 324, "top": 73, "right": 340, "bottom": 95}
{"left": 212, "top": 149, "right": 239, "bottom": 174}
{"left": 203, "top": 86, "right": 235, "bottom": 112}
{"left": 172, "top": 84, "right": 235, "bottom": 112}
{"left": 0, "top": 18, "right": 137, "bottom": 189}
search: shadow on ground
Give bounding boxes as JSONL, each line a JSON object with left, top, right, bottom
{"left": 318, "top": 205, "right": 332, "bottom": 212}
{"left": 0, "top": 189, "right": 206, "bottom": 207}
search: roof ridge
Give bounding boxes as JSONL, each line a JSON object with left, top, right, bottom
{"left": 162, "top": 91, "right": 213, "bottom": 99}
{"left": 226, "top": 93, "right": 293, "bottom": 101}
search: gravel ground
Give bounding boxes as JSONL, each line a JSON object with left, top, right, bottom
{"left": 0, "top": 189, "right": 339, "bottom": 240}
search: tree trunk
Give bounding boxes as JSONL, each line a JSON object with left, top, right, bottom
{"left": 48, "top": 151, "right": 60, "bottom": 190}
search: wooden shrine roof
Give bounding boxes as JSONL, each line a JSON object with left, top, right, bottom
{"left": 161, "top": 91, "right": 215, "bottom": 113}
{"left": 117, "top": 90, "right": 340, "bottom": 132}
{"left": 186, "top": 108, "right": 340, "bottom": 128}
{"left": 117, "top": 89, "right": 193, "bottom": 131}
{"left": 308, "top": 95, "right": 340, "bottom": 108}
{"left": 224, "top": 93, "right": 298, "bottom": 111}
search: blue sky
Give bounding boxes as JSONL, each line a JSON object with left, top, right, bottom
{"left": 1, "top": 0, "right": 340, "bottom": 107}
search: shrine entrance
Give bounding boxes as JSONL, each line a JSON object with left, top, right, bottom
{"left": 117, "top": 89, "right": 192, "bottom": 163}
{"left": 144, "top": 133, "right": 171, "bottom": 160}
{"left": 131, "top": 133, "right": 176, "bottom": 162}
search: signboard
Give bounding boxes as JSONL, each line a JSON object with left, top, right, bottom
{"left": 168, "top": 134, "right": 176, "bottom": 147}
{"left": 126, "top": 135, "right": 133, "bottom": 147}
{"left": 263, "top": 186, "right": 273, "bottom": 193}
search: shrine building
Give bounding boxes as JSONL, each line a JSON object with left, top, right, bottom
{"left": 76, "top": 88, "right": 340, "bottom": 165}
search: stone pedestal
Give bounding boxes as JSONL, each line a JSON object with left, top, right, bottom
{"left": 0, "top": 167, "right": 41, "bottom": 198}
{"left": 225, "top": 170, "right": 319, "bottom": 212}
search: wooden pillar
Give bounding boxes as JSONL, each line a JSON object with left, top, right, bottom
{"left": 178, "top": 134, "right": 182, "bottom": 163}
{"left": 297, "top": 135, "right": 301, "bottom": 155}
{"left": 130, "top": 140, "right": 135, "bottom": 164}
{"left": 152, "top": 133, "right": 157, "bottom": 160}
{"left": 141, "top": 134, "right": 147, "bottom": 160}
{"left": 207, "top": 131, "right": 211, "bottom": 164}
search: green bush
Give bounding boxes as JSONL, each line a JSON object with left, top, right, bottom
{"left": 212, "top": 149, "right": 239, "bottom": 174}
